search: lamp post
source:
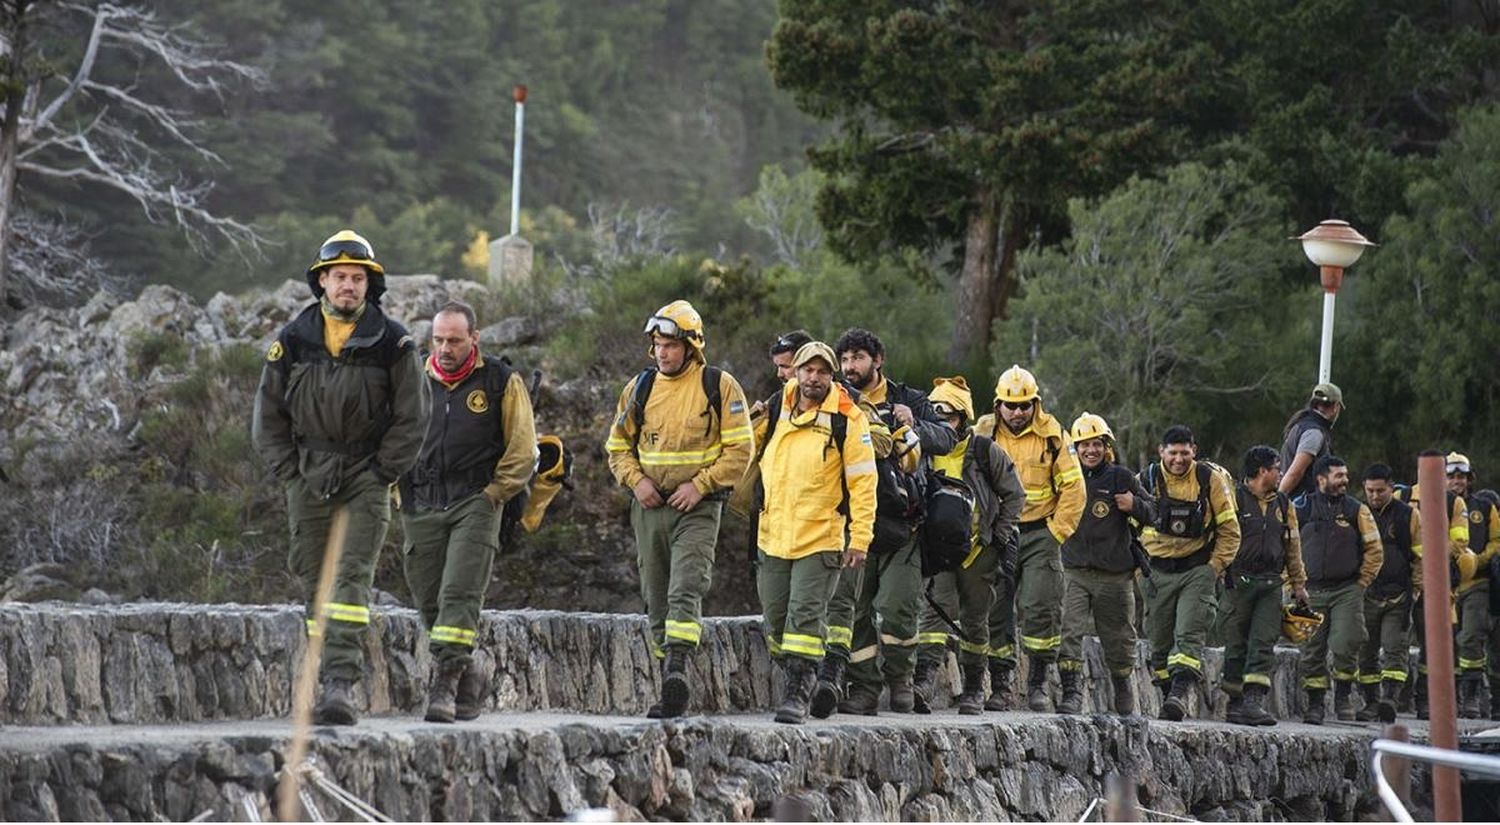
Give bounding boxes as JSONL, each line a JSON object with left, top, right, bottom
{"left": 489, "top": 84, "right": 533, "bottom": 287}
{"left": 1294, "top": 220, "right": 1375, "bottom": 383}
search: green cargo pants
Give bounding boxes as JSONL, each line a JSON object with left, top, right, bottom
{"left": 400, "top": 491, "right": 502, "bottom": 666}
{"left": 1217, "top": 575, "right": 1283, "bottom": 693}
{"left": 1358, "top": 591, "right": 1412, "bottom": 688}
{"left": 757, "top": 549, "right": 843, "bottom": 661}
{"left": 825, "top": 562, "right": 864, "bottom": 661}
{"left": 1059, "top": 567, "right": 1137, "bottom": 678}
{"left": 917, "top": 546, "right": 1001, "bottom": 669}
{"left": 1300, "top": 582, "right": 1367, "bottom": 689}
{"left": 988, "top": 525, "right": 1064, "bottom": 665}
{"left": 1457, "top": 584, "right": 1491, "bottom": 675}
{"left": 848, "top": 533, "right": 924, "bottom": 689}
{"left": 632, "top": 498, "right": 722, "bottom": 656}
{"left": 286, "top": 470, "right": 391, "bottom": 682}
{"left": 1144, "top": 562, "right": 1217, "bottom": 680}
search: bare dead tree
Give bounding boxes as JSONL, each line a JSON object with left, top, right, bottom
{"left": 0, "top": 0, "right": 269, "bottom": 306}
{"left": 578, "top": 202, "right": 679, "bottom": 277}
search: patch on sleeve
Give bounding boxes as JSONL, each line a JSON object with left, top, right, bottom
{"left": 729, "top": 400, "right": 745, "bottom": 415}
{"left": 266, "top": 341, "right": 284, "bottom": 362}
{"left": 861, "top": 432, "right": 872, "bottom": 445}
{"left": 397, "top": 334, "right": 414, "bottom": 351}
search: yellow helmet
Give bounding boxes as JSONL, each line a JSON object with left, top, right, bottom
{"left": 1282, "top": 603, "right": 1325, "bottom": 644}
{"left": 1456, "top": 549, "right": 1481, "bottom": 584}
{"left": 994, "top": 364, "right": 1039, "bottom": 405}
{"left": 1446, "top": 452, "right": 1473, "bottom": 477}
{"left": 306, "top": 229, "right": 386, "bottom": 300}
{"left": 643, "top": 299, "right": 705, "bottom": 355}
{"left": 1070, "top": 412, "right": 1114, "bottom": 444}
{"left": 929, "top": 376, "right": 975, "bottom": 423}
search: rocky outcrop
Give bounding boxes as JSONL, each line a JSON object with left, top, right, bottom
{"left": 0, "top": 713, "right": 1401, "bottom": 822}
{"left": 0, "top": 602, "right": 1387, "bottom": 727}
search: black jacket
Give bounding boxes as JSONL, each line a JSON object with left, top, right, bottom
{"left": 1062, "top": 463, "right": 1157, "bottom": 572}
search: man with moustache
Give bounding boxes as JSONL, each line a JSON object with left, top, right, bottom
{"left": 253, "top": 230, "right": 430, "bottom": 725}
{"left": 1355, "top": 463, "right": 1420, "bottom": 724}
{"left": 605, "top": 300, "right": 755, "bottom": 718}
{"left": 397, "top": 300, "right": 538, "bottom": 723}
{"left": 755, "top": 341, "right": 878, "bottom": 724}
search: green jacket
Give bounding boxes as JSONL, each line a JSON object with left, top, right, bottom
{"left": 253, "top": 301, "right": 430, "bottom": 499}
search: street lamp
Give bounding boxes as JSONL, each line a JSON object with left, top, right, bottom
{"left": 1294, "top": 219, "right": 1375, "bottom": 383}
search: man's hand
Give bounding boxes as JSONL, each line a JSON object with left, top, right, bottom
{"left": 1113, "top": 491, "right": 1135, "bottom": 513}
{"left": 1292, "top": 585, "right": 1310, "bottom": 608}
{"left": 892, "top": 403, "right": 915, "bottom": 429}
{"left": 483, "top": 488, "right": 504, "bottom": 511}
{"left": 633, "top": 478, "right": 665, "bottom": 509}
{"left": 750, "top": 398, "right": 767, "bottom": 417}
{"left": 843, "top": 548, "right": 868, "bottom": 568}
{"left": 668, "top": 481, "right": 705, "bottom": 512}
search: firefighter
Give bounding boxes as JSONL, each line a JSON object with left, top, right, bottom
{"left": 975, "top": 366, "right": 1085, "bottom": 712}
{"left": 1356, "top": 463, "right": 1421, "bottom": 724}
{"left": 604, "top": 300, "right": 755, "bottom": 718}
{"left": 1056, "top": 412, "right": 1155, "bottom": 716}
{"left": 1278, "top": 383, "right": 1343, "bottom": 501}
{"left": 397, "top": 301, "right": 537, "bottom": 723}
{"left": 1219, "top": 446, "right": 1307, "bottom": 727}
{"left": 1297, "top": 456, "right": 1383, "bottom": 724}
{"left": 833, "top": 328, "right": 957, "bottom": 715}
{"left": 756, "top": 342, "right": 878, "bottom": 724}
{"left": 252, "top": 230, "right": 430, "bottom": 725}
{"left": 1401, "top": 450, "right": 1472, "bottom": 719}
{"left": 1138, "top": 425, "right": 1240, "bottom": 721}
{"left": 1445, "top": 452, "right": 1500, "bottom": 718}
{"left": 911, "top": 377, "right": 1025, "bottom": 715}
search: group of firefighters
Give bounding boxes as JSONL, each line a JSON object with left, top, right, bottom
{"left": 251, "top": 229, "right": 1499, "bottom": 729}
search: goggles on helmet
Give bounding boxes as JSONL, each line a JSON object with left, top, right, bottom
{"left": 1447, "top": 462, "right": 1472, "bottom": 475}
{"left": 932, "top": 401, "right": 962, "bottom": 417}
{"left": 643, "top": 315, "right": 700, "bottom": 341}
{"left": 318, "top": 238, "right": 376, "bottom": 263}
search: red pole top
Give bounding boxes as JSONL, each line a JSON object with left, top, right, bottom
{"left": 1319, "top": 265, "right": 1344, "bottom": 293}
{"left": 513, "top": 85, "right": 528, "bottom": 104}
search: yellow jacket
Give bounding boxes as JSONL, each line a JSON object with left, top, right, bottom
{"left": 604, "top": 360, "right": 754, "bottom": 495}
{"left": 757, "top": 382, "right": 878, "bottom": 559}
{"left": 976, "top": 407, "right": 1084, "bottom": 542}
{"left": 1139, "top": 460, "right": 1242, "bottom": 574}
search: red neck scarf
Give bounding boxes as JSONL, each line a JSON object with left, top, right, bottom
{"left": 429, "top": 347, "right": 478, "bottom": 386}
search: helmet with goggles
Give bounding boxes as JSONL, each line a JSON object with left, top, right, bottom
{"left": 306, "top": 230, "right": 386, "bottom": 301}
{"left": 643, "top": 300, "right": 705, "bottom": 356}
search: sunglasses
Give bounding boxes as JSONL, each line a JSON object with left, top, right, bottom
{"left": 1000, "top": 400, "right": 1034, "bottom": 411}
{"left": 317, "top": 239, "right": 375, "bottom": 263}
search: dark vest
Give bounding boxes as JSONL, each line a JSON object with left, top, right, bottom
{"left": 1279, "top": 409, "right": 1332, "bottom": 499}
{"left": 400, "top": 356, "right": 513, "bottom": 511}
{"left": 1298, "top": 493, "right": 1365, "bottom": 588}
{"left": 1231, "top": 485, "right": 1290, "bottom": 579}
{"left": 1061, "top": 464, "right": 1140, "bottom": 573}
{"left": 1369, "top": 498, "right": 1416, "bottom": 599}
{"left": 1468, "top": 497, "right": 1494, "bottom": 554}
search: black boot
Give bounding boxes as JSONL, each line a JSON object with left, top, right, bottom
{"left": 1026, "top": 657, "right": 1051, "bottom": 712}
{"left": 1240, "top": 684, "right": 1277, "bottom": 727}
{"left": 1303, "top": 688, "right": 1326, "bottom": 725}
{"left": 839, "top": 683, "right": 881, "bottom": 716}
{"left": 660, "top": 644, "right": 692, "bottom": 718}
{"left": 1459, "top": 674, "right": 1483, "bottom": 719}
{"left": 984, "top": 661, "right": 1015, "bottom": 712}
{"left": 314, "top": 676, "right": 359, "bottom": 726}
{"left": 809, "top": 653, "right": 846, "bottom": 719}
{"left": 1355, "top": 682, "right": 1381, "bottom": 722}
{"left": 887, "top": 674, "right": 916, "bottom": 714}
{"left": 1111, "top": 674, "right": 1135, "bottom": 716}
{"left": 454, "top": 658, "right": 487, "bottom": 721}
{"left": 1415, "top": 675, "right": 1429, "bottom": 721}
{"left": 775, "top": 657, "right": 817, "bottom": 724}
{"left": 912, "top": 658, "right": 940, "bottom": 715}
{"left": 423, "top": 659, "right": 465, "bottom": 723}
{"left": 1333, "top": 680, "right": 1356, "bottom": 722}
{"left": 957, "top": 663, "right": 986, "bottom": 715}
{"left": 1161, "top": 671, "right": 1194, "bottom": 721}
{"left": 1056, "top": 667, "right": 1083, "bottom": 714}
{"left": 1225, "top": 690, "right": 1245, "bottom": 723}
{"left": 1377, "top": 680, "right": 1399, "bottom": 724}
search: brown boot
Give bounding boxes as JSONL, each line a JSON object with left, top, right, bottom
{"left": 957, "top": 663, "right": 986, "bottom": 716}
{"left": 1026, "top": 657, "right": 1051, "bottom": 712}
{"left": 454, "top": 658, "right": 487, "bottom": 721}
{"left": 314, "top": 676, "right": 359, "bottom": 726}
{"left": 1111, "top": 674, "right": 1135, "bottom": 716}
{"left": 887, "top": 675, "right": 915, "bottom": 714}
{"left": 984, "top": 661, "right": 1015, "bottom": 712}
{"left": 911, "top": 658, "right": 940, "bottom": 715}
{"left": 1056, "top": 666, "right": 1083, "bottom": 715}
{"left": 424, "top": 659, "right": 465, "bottom": 723}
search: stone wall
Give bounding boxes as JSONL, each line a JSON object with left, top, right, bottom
{"left": 2, "top": 602, "right": 1359, "bottom": 726}
{"left": 0, "top": 714, "right": 1396, "bottom": 822}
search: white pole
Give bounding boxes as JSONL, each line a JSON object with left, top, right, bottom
{"left": 510, "top": 87, "right": 526, "bottom": 237}
{"left": 1318, "top": 290, "right": 1335, "bottom": 383}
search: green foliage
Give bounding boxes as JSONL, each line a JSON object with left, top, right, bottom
{"left": 999, "top": 161, "right": 1314, "bottom": 467}
{"left": 127, "top": 331, "right": 191, "bottom": 379}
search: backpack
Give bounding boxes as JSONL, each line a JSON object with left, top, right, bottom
{"left": 494, "top": 363, "right": 574, "bottom": 548}
{"left": 1144, "top": 461, "right": 1215, "bottom": 539}
{"left": 629, "top": 364, "right": 723, "bottom": 443}
{"left": 918, "top": 470, "right": 977, "bottom": 577}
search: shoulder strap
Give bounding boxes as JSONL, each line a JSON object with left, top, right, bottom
{"left": 1195, "top": 462, "right": 1213, "bottom": 507}
{"left": 1046, "top": 434, "right": 1062, "bottom": 465}
{"left": 701, "top": 365, "right": 723, "bottom": 436}
{"left": 485, "top": 357, "right": 514, "bottom": 445}
{"left": 629, "top": 367, "right": 657, "bottom": 433}
{"left": 971, "top": 433, "right": 992, "bottom": 482}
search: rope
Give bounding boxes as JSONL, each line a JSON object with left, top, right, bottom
{"left": 298, "top": 761, "right": 391, "bottom": 823}
{"left": 1135, "top": 806, "right": 1198, "bottom": 822}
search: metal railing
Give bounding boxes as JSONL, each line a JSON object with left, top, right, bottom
{"left": 1371, "top": 738, "right": 1500, "bottom": 823}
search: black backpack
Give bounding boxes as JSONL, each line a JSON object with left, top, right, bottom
{"left": 918, "top": 470, "right": 976, "bottom": 577}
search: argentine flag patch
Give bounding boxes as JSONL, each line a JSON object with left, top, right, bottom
{"left": 729, "top": 400, "right": 745, "bottom": 415}
{"left": 861, "top": 433, "right": 872, "bottom": 445}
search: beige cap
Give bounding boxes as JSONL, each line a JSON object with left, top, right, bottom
{"left": 1311, "top": 382, "right": 1344, "bottom": 408}
{"left": 791, "top": 341, "right": 837, "bottom": 372}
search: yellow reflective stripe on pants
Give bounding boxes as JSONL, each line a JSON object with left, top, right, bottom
{"left": 766, "top": 636, "right": 782, "bottom": 656}
{"left": 1243, "top": 673, "right": 1271, "bottom": 687}
{"left": 826, "top": 626, "right": 853, "bottom": 649}
{"left": 1167, "top": 652, "right": 1201, "bottom": 671}
{"left": 1332, "top": 669, "right": 1358, "bottom": 681}
{"left": 323, "top": 602, "right": 370, "bottom": 625}
{"left": 1022, "top": 634, "right": 1061, "bottom": 653}
{"left": 1358, "top": 673, "right": 1382, "bottom": 685}
{"left": 305, "top": 618, "right": 320, "bottom": 637}
{"left": 430, "top": 625, "right": 477, "bottom": 646}
{"left": 917, "top": 631, "right": 951, "bottom": 646}
{"left": 850, "top": 644, "right": 879, "bottom": 663}
{"left": 666, "top": 619, "right": 702, "bottom": 645}
{"left": 1153, "top": 668, "right": 1170, "bottom": 681}
{"left": 988, "top": 644, "right": 1014, "bottom": 659}
{"left": 959, "top": 639, "right": 987, "bottom": 655}
{"left": 1302, "top": 676, "right": 1330, "bottom": 689}
{"left": 781, "top": 633, "right": 824, "bottom": 658}
{"left": 1381, "top": 669, "right": 1408, "bottom": 682}
{"left": 1459, "top": 656, "right": 1487, "bottom": 670}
